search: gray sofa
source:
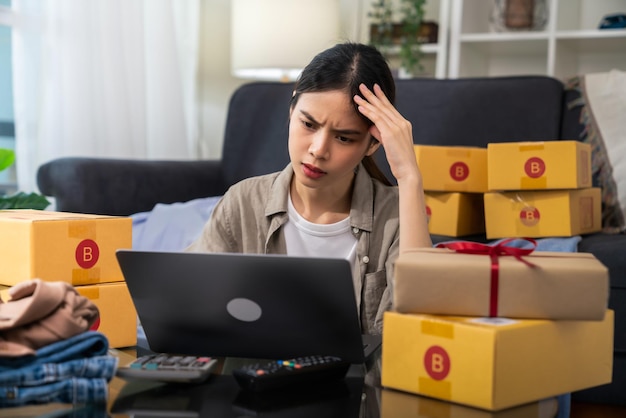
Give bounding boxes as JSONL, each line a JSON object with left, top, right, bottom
{"left": 36, "top": 76, "right": 626, "bottom": 406}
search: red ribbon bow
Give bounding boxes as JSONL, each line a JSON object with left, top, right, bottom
{"left": 435, "top": 238, "right": 537, "bottom": 317}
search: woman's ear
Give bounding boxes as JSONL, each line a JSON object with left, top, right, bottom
{"left": 365, "top": 138, "right": 381, "bottom": 157}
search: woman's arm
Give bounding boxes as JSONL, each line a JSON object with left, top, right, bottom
{"left": 354, "top": 83, "right": 432, "bottom": 252}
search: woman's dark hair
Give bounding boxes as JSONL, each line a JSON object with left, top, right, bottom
{"left": 290, "top": 42, "right": 395, "bottom": 186}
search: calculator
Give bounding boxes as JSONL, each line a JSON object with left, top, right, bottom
{"left": 116, "top": 353, "right": 218, "bottom": 383}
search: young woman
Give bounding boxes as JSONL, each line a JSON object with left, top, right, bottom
{"left": 187, "top": 42, "right": 431, "bottom": 334}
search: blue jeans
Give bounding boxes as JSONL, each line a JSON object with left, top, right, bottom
{"left": 0, "top": 331, "right": 116, "bottom": 407}
{"left": 0, "top": 331, "right": 109, "bottom": 371}
{"left": 0, "top": 376, "right": 110, "bottom": 407}
{"left": 0, "top": 355, "right": 117, "bottom": 386}
{"left": 557, "top": 393, "right": 571, "bottom": 418}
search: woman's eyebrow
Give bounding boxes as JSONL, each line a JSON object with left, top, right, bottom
{"left": 299, "top": 110, "right": 364, "bottom": 136}
{"left": 299, "top": 110, "right": 319, "bottom": 124}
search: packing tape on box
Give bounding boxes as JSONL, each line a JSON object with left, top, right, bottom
{"left": 445, "top": 148, "right": 471, "bottom": 190}
{"left": 497, "top": 193, "right": 547, "bottom": 237}
{"left": 72, "top": 268, "right": 101, "bottom": 285}
{"left": 78, "top": 286, "right": 100, "bottom": 299}
{"left": 443, "top": 182, "right": 471, "bottom": 192}
{"left": 435, "top": 238, "right": 537, "bottom": 317}
{"left": 418, "top": 321, "right": 456, "bottom": 400}
{"left": 508, "top": 193, "right": 544, "bottom": 236}
{"left": 517, "top": 144, "right": 549, "bottom": 189}
{"left": 68, "top": 220, "right": 97, "bottom": 239}
{"left": 520, "top": 176, "right": 548, "bottom": 189}
{"left": 420, "top": 377, "right": 452, "bottom": 400}
{"left": 68, "top": 220, "right": 102, "bottom": 285}
{"left": 422, "top": 321, "right": 454, "bottom": 339}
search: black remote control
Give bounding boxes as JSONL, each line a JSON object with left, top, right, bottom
{"left": 232, "top": 355, "right": 350, "bottom": 392}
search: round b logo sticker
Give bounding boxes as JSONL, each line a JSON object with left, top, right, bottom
{"left": 524, "top": 157, "right": 545, "bottom": 178}
{"left": 520, "top": 206, "right": 540, "bottom": 227}
{"left": 423, "top": 345, "right": 450, "bottom": 381}
{"left": 75, "top": 239, "right": 100, "bottom": 269}
{"left": 449, "top": 162, "right": 469, "bottom": 182}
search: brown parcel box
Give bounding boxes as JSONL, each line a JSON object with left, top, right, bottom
{"left": 393, "top": 247, "right": 609, "bottom": 320}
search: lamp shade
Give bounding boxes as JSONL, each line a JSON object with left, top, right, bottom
{"left": 231, "top": 0, "right": 341, "bottom": 82}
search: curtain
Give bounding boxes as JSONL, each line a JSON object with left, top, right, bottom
{"left": 12, "top": 0, "right": 200, "bottom": 193}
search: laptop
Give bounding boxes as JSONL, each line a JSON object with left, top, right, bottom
{"left": 116, "top": 250, "right": 382, "bottom": 364}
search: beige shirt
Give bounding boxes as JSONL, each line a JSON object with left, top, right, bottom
{"left": 186, "top": 163, "right": 400, "bottom": 334}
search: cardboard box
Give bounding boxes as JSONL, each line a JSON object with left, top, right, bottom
{"left": 425, "top": 192, "right": 485, "bottom": 237}
{"left": 381, "top": 388, "right": 559, "bottom": 418}
{"left": 381, "top": 310, "right": 614, "bottom": 411}
{"left": 393, "top": 248, "right": 609, "bottom": 320}
{"left": 0, "top": 209, "right": 132, "bottom": 286}
{"left": 76, "top": 282, "right": 137, "bottom": 348}
{"left": 483, "top": 188, "right": 601, "bottom": 239}
{"left": 487, "top": 141, "right": 591, "bottom": 191}
{"left": 415, "top": 145, "right": 488, "bottom": 193}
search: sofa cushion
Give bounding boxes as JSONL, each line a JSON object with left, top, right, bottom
{"left": 221, "top": 82, "right": 293, "bottom": 187}
{"left": 564, "top": 72, "right": 626, "bottom": 233}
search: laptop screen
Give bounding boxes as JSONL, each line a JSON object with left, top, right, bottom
{"left": 116, "top": 250, "right": 375, "bottom": 363}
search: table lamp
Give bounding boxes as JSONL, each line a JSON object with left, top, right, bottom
{"left": 231, "top": 0, "right": 341, "bottom": 82}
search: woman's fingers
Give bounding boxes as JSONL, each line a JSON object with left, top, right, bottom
{"left": 355, "top": 84, "right": 412, "bottom": 147}
{"left": 354, "top": 83, "right": 418, "bottom": 181}
{"left": 356, "top": 84, "right": 400, "bottom": 124}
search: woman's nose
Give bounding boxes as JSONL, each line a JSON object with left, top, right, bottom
{"left": 309, "top": 132, "right": 330, "bottom": 159}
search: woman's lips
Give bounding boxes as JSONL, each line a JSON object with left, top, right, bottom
{"left": 302, "top": 163, "right": 326, "bottom": 179}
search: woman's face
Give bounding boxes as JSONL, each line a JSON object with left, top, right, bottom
{"left": 288, "top": 89, "right": 379, "bottom": 194}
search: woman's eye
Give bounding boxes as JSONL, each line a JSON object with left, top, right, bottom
{"left": 302, "top": 120, "right": 314, "bottom": 129}
{"left": 337, "top": 136, "right": 353, "bottom": 143}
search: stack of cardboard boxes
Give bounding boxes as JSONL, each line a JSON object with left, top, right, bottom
{"left": 0, "top": 210, "right": 137, "bottom": 348}
{"left": 381, "top": 142, "right": 612, "bottom": 412}
{"left": 417, "top": 140, "right": 602, "bottom": 239}
{"left": 415, "top": 145, "right": 487, "bottom": 237}
{"left": 485, "top": 140, "right": 601, "bottom": 238}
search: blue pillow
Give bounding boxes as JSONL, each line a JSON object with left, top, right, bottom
{"left": 131, "top": 196, "right": 221, "bottom": 252}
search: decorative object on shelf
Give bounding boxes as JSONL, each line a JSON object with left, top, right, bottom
{"left": 368, "top": 0, "right": 432, "bottom": 77}
{"left": 599, "top": 13, "right": 626, "bottom": 29}
{"left": 489, "top": 0, "right": 548, "bottom": 32}
{"left": 0, "top": 148, "right": 49, "bottom": 210}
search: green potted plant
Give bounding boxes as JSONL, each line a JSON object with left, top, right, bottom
{"left": 368, "top": 0, "right": 395, "bottom": 52}
{"left": 368, "top": 0, "right": 427, "bottom": 77}
{"left": 398, "top": 0, "right": 426, "bottom": 77}
{"left": 0, "top": 148, "right": 50, "bottom": 210}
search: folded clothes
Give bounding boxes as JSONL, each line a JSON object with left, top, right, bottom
{"left": 0, "top": 332, "right": 115, "bottom": 407}
{"left": 0, "top": 355, "right": 117, "bottom": 386}
{"left": 0, "top": 279, "right": 99, "bottom": 357}
{"left": 0, "top": 331, "right": 109, "bottom": 371}
{"left": 0, "top": 376, "right": 109, "bottom": 407}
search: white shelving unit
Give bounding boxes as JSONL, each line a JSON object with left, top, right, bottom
{"left": 356, "top": 0, "right": 451, "bottom": 79}
{"left": 448, "top": 0, "right": 626, "bottom": 80}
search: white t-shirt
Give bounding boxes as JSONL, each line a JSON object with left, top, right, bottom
{"left": 284, "top": 194, "right": 358, "bottom": 273}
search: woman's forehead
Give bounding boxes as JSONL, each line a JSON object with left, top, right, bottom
{"left": 295, "top": 91, "right": 365, "bottom": 123}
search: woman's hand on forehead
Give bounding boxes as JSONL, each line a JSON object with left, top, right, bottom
{"left": 353, "top": 84, "right": 418, "bottom": 182}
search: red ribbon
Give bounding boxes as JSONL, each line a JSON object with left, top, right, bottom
{"left": 435, "top": 238, "right": 537, "bottom": 317}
